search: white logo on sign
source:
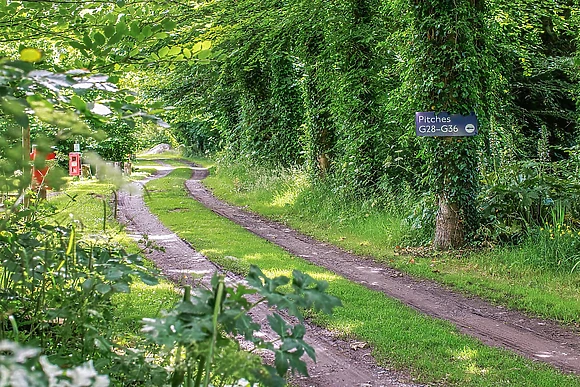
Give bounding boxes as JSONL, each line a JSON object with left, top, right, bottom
{"left": 465, "top": 124, "right": 475, "bottom": 134}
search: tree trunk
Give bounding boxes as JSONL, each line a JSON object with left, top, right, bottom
{"left": 22, "top": 126, "right": 31, "bottom": 208}
{"left": 434, "top": 195, "right": 464, "bottom": 250}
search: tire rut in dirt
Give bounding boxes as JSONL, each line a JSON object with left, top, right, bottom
{"left": 184, "top": 169, "right": 580, "bottom": 375}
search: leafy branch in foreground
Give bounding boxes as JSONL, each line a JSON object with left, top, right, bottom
{"left": 142, "top": 265, "right": 342, "bottom": 387}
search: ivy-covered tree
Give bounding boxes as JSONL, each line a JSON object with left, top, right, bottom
{"left": 398, "top": 0, "right": 490, "bottom": 248}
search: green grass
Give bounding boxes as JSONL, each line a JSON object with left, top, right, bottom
{"left": 144, "top": 165, "right": 580, "bottom": 387}
{"left": 137, "top": 150, "right": 183, "bottom": 161}
{"left": 197, "top": 160, "right": 580, "bottom": 325}
{"left": 49, "top": 178, "right": 180, "bottom": 341}
{"left": 389, "top": 247, "right": 580, "bottom": 324}
{"left": 50, "top": 179, "right": 123, "bottom": 235}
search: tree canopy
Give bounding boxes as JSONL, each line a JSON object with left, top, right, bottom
{"left": 2, "top": 0, "right": 580, "bottom": 246}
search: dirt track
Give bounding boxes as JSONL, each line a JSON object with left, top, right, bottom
{"left": 182, "top": 167, "right": 580, "bottom": 376}
{"left": 118, "top": 166, "right": 419, "bottom": 387}
{"left": 119, "top": 163, "right": 580, "bottom": 386}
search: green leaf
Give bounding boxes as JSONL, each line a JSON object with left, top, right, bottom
{"left": 162, "top": 19, "right": 177, "bottom": 31}
{"left": 274, "top": 351, "right": 289, "bottom": 376}
{"left": 168, "top": 46, "right": 181, "bottom": 56}
{"left": 81, "top": 278, "right": 95, "bottom": 292}
{"left": 158, "top": 46, "right": 169, "bottom": 58}
{"left": 112, "top": 282, "right": 130, "bottom": 293}
{"left": 192, "top": 42, "right": 202, "bottom": 53}
{"left": 130, "top": 21, "right": 140, "bottom": 37}
{"left": 82, "top": 33, "right": 92, "bottom": 49}
{"left": 95, "top": 283, "right": 112, "bottom": 294}
{"left": 139, "top": 272, "right": 159, "bottom": 286}
{"left": 104, "top": 25, "right": 115, "bottom": 38}
{"left": 154, "top": 32, "right": 169, "bottom": 39}
{"left": 69, "top": 41, "right": 86, "bottom": 50}
{"left": 183, "top": 48, "right": 192, "bottom": 59}
{"left": 20, "top": 48, "right": 42, "bottom": 62}
{"left": 267, "top": 313, "right": 289, "bottom": 337}
{"left": 93, "top": 32, "right": 106, "bottom": 46}
{"left": 104, "top": 267, "right": 124, "bottom": 281}
{"left": 142, "top": 25, "right": 152, "bottom": 37}
{"left": 197, "top": 49, "right": 211, "bottom": 60}
{"left": 116, "top": 21, "right": 127, "bottom": 34}
{"left": 108, "top": 32, "right": 123, "bottom": 45}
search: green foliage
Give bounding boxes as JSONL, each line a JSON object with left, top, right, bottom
{"left": 0, "top": 202, "right": 159, "bottom": 353}
{"left": 5, "top": 0, "right": 579, "bottom": 247}
{"left": 530, "top": 214, "right": 580, "bottom": 272}
{"left": 143, "top": 268, "right": 341, "bottom": 387}
{"left": 138, "top": 0, "right": 580, "bottom": 248}
{"left": 479, "top": 157, "right": 580, "bottom": 243}
{"left": 87, "top": 119, "right": 138, "bottom": 161}
{"left": 173, "top": 120, "right": 219, "bottom": 156}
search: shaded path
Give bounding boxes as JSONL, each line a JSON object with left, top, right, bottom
{"left": 184, "top": 167, "right": 580, "bottom": 375}
{"left": 118, "top": 166, "right": 419, "bottom": 387}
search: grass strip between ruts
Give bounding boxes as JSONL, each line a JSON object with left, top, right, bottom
{"left": 144, "top": 165, "right": 580, "bottom": 387}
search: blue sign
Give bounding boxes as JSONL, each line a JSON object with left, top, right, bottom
{"left": 415, "top": 112, "right": 478, "bottom": 137}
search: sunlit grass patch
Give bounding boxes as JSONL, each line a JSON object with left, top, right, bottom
{"left": 137, "top": 150, "right": 183, "bottom": 160}
{"left": 49, "top": 179, "right": 120, "bottom": 233}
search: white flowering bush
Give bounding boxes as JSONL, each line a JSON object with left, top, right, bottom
{"left": 0, "top": 341, "right": 109, "bottom": 387}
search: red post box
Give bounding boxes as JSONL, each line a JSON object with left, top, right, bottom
{"left": 69, "top": 152, "right": 81, "bottom": 176}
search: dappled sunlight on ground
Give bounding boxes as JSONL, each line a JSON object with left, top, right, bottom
{"left": 307, "top": 271, "right": 343, "bottom": 283}
{"left": 452, "top": 346, "right": 488, "bottom": 376}
{"left": 269, "top": 173, "right": 308, "bottom": 208}
{"left": 262, "top": 267, "right": 294, "bottom": 279}
{"left": 327, "top": 318, "right": 365, "bottom": 336}
{"left": 130, "top": 280, "right": 176, "bottom": 292}
{"left": 271, "top": 188, "right": 300, "bottom": 208}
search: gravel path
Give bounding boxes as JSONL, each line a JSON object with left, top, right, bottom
{"left": 117, "top": 166, "right": 420, "bottom": 387}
